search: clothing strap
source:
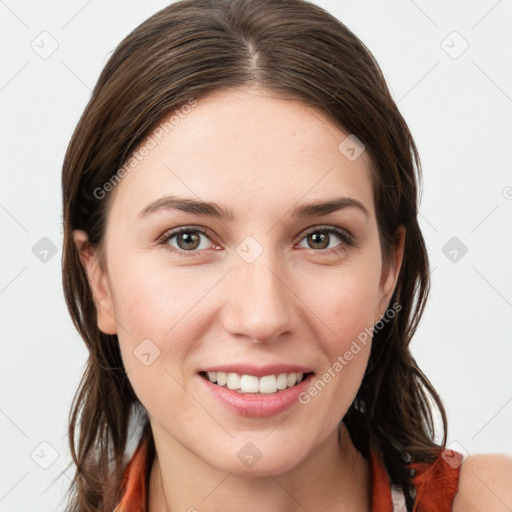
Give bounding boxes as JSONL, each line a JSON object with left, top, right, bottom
{"left": 391, "top": 484, "right": 408, "bottom": 512}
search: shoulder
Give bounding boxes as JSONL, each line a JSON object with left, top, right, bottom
{"left": 452, "top": 453, "right": 512, "bottom": 512}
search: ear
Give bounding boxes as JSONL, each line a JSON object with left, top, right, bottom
{"left": 376, "top": 225, "right": 405, "bottom": 321}
{"left": 73, "top": 230, "right": 117, "bottom": 335}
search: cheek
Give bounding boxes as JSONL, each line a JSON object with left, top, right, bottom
{"left": 312, "top": 263, "right": 381, "bottom": 344}
{"left": 298, "top": 260, "right": 380, "bottom": 399}
{"left": 107, "top": 261, "right": 219, "bottom": 397}
{"left": 110, "top": 268, "right": 199, "bottom": 422}
{"left": 109, "top": 258, "right": 211, "bottom": 342}
{"left": 294, "top": 271, "right": 376, "bottom": 431}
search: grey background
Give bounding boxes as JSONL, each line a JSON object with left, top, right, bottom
{"left": 1, "top": 0, "right": 511, "bottom": 510}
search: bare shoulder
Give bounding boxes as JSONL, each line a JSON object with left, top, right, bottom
{"left": 452, "top": 453, "right": 512, "bottom": 512}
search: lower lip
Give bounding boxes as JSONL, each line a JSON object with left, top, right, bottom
{"left": 199, "top": 373, "right": 314, "bottom": 418}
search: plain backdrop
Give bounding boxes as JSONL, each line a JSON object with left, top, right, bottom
{"left": 1, "top": 0, "right": 511, "bottom": 510}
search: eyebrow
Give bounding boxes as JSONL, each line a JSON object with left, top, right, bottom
{"left": 138, "top": 195, "right": 370, "bottom": 220}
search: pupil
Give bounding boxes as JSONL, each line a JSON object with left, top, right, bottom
{"left": 309, "top": 232, "right": 328, "bottom": 249}
{"left": 179, "top": 232, "right": 200, "bottom": 250}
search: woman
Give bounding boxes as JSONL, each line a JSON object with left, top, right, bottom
{"left": 61, "top": 0, "right": 512, "bottom": 510}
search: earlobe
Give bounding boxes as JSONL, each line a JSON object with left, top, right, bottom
{"left": 377, "top": 225, "right": 406, "bottom": 318}
{"left": 73, "top": 230, "right": 117, "bottom": 335}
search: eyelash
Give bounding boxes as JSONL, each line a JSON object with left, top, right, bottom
{"left": 157, "top": 225, "right": 356, "bottom": 257}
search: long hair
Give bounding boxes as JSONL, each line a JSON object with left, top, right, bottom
{"left": 61, "top": 0, "right": 446, "bottom": 509}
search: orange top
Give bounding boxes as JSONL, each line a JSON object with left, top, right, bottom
{"left": 114, "top": 431, "right": 462, "bottom": 511}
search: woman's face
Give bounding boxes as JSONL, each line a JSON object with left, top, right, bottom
{"left": 77, "top": 87, "right": 403, "bottom": 476}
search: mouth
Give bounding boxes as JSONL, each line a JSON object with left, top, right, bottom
{"left": 199, "top": 370, "right": 315, "bottom": 395}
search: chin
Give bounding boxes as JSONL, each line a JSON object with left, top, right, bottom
{"left": 201, "top": 439, "right": 310, "bottom": 477}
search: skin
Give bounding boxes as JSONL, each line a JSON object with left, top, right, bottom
{"left": 453, "top": 455, "right": 512, "bottom": 512}
{"left": 73, "top": 86, "right": 512, "bottom": 512}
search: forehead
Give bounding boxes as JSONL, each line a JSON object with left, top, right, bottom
{"left": 107, "top": 87, "right": 375, "bottom": 221}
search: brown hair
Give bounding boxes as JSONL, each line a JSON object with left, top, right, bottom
{"left": 61, "top": 0, "right": 447, "bottom": 510}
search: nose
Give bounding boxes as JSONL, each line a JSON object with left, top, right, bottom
{"left": 220, "top": 247, "right": 296, "bottom": 344}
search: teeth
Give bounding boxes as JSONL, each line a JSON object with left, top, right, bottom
{"left": 216, "top": 372, "right": 227, "bottom": 386}
{"left": 276, "top": 373, "right": 288, "bottom": 390}
{"left": 204, "top": 371, "right": 309, "bottom": 394}
{"left": 226, "top": 372, "right": 241, "bottom": 390}
{"left": 259, "top": 375, "right": 277, "bottom": 393}
{"left": 240, "top": 374, "right": 259, "bottom": 393}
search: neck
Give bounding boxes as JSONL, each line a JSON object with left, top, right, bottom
{"left": 148, "top": 422, "right": 371, "bottom": 512}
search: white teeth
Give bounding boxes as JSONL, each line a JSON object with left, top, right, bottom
{"left": 204, "top": 371, "right": 309, "bottom": 394}
{"left": 259, "top": 375, "right": 277, "bottom": 393}
{"left": 240, "top": 375, "right": 259, "bottom": 393}
{"left": 216, "top": 371, "right": 227, "bottom": 386}
{"left": 287, "top": 373, "right": 297, "bottom": 387}
{"left": 226, "top": 372, "right": 241, "bottom": 390}
{"left": 276, "top": 373, "right": 288, "bottom": 390}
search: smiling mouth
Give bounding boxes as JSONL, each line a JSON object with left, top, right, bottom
{"left": 199, "top": 371, "right": 314, "bottom": 394}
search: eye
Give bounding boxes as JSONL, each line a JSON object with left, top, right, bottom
{"left": 297, "top": 226, "right": 354, "bottom": 254}
{"left": 158, "top": 226, "right": 217, "bottom": 256}
{"left": 157, "top": 225, "right": 356, "bottom": 257}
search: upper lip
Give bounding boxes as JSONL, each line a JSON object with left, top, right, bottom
{"left": 199, "top": 363, "right": 314, "bottom": 378}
